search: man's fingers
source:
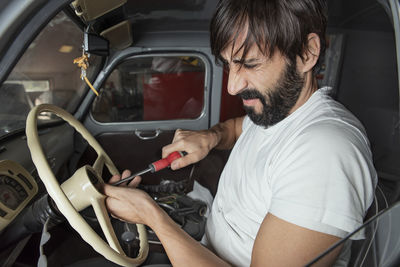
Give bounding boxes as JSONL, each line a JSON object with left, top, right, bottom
{"left": 162, "top": 129, "right": 191, "bottom": 157}
{"left": 163, "top": 129, "right": 212, "bottom": 168}
{"left": 172, "top": 129, "right": 183, "bottom": 142}
{"left": 128, "top": 176, "right": 142, "bottom": 188}
{"left": 162, "top": 142, "right": 184, "bottom": 158}
{"left": 109, "top": 174, "right": 121, "bottom": 183}
{"left": 121, "top": 169, "right": 131, "bottom": 179}
{"left": 171, "top": 153, "right": 198, "bottom": 170}
{"left": 103, "top": 184, "right": 123, "bottom": 198}
{"left": 108, "top": 169, "right": 131, "bottom": 185}
{"left": 115, "top": 169, "right": 132, "bottom": 186}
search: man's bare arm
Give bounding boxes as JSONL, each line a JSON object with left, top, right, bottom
{"left": 162, "top": 116, "right": 245, "bottom": 169}
{"left": 251, "top": 214, "right": 343, "bottom": 267}
{"left": 209, "top": 116, "right": 244, "bottom": 150}
{"left": 104, "top": 184, "right": 230, "bottom": 267}
{"left": 105, "top": 185, "right": 342, "bottom": 267}
{"left": 151, "top": 205, "right": 231, "bottom": 267}
{"left": 105, "top": 171, "right": 342, "bottom": 266}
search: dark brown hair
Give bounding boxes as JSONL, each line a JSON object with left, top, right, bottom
{"left": 210, "top": 0, "right": 327, "bottom": 74}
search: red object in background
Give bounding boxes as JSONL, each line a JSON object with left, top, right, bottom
{"left": 143, "top": 69, "right": 245, "bottom": 123}
{"left": 143, "top": 72, "right": 204, "bottom": 121}
{"left": 219, "top": 70, "right": 246, "bottom": 122}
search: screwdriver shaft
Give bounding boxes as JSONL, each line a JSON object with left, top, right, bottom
{"left": 112, "top": 167, "right": 152, "bottom": 186}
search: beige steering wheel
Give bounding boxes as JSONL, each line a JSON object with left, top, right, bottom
{"left": 26, "top": 104, "right": 149, "bottom": 266}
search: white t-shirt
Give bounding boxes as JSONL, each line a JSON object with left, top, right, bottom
{"left": 203, "top": 87, "right": 377, "bottom": 266}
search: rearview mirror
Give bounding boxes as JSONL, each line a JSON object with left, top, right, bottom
{"left": 84, "top": 32, "right": 109, "bottom": 56}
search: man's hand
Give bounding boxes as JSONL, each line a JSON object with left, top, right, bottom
{"left": 108, "top": 169, "right": 142, "bottom": 187}
{"left": 104, "top": 170, "right": 161, "bottom": 226}
{"left": 162, "top": 129, "right": 219, "bottom": 170}
{"left": 104, "top": 169, "right": 230, "bottom": 267}
{"left": 162, "top": 117, "right": 245, "bottom": 170}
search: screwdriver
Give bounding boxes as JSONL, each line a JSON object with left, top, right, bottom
{"left": 112, "top": 151, "right": 187, "bottom": 186}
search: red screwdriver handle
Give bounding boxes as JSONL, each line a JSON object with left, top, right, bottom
{"left": 150, "top": 151, "right": 185, "bottom": 172}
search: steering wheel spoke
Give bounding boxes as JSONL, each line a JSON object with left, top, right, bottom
{"left": 91, "top": 196, "right": 125, "bottom": 254}
{"left": 93, "top": 154, "right": 105, "bottom": 177}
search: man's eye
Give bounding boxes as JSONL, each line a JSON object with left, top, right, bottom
{"left": 243, "top": 64, "right": 257, "bottom": 69}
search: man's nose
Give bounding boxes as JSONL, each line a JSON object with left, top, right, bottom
{"left": 227, "top": 68, "right": 248, "bottom": 95}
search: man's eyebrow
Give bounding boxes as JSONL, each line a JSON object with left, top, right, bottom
{"left": 232, "top": 58, "right": 260, "bottom": 64}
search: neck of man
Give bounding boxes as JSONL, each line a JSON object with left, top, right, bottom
{"left": 289, "top": 72, "right": 318, "bottom": 115}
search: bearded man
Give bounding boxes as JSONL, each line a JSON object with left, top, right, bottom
{"left": 104, "top": 0, "right": 377, "bottom": 266}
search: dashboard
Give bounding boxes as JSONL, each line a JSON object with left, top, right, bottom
{"left": 0, "top": 160, "right": 38, "bottom": 231}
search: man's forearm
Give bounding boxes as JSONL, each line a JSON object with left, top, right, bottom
{"left": 209, "top": 116, "right": 244, "bottom": 150}
{"left": 150, "top": 208, "right": 230, "bottom": 267}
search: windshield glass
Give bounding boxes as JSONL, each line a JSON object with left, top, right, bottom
{"left": 0, "top": 12, "right": 101, "bottom": 138}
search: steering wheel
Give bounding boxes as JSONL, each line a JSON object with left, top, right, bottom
{"left": 26, "top": 104, "right": 149, "bottom": 267}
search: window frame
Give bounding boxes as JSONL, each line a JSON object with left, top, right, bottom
{"left": 84, "top": 49, "right": 213, "bottom": 134}
{"left": 90, "top": 53, "right": 208, "bottom": 124}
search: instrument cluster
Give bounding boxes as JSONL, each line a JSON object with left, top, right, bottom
{"left": 0, "top": 160, "right": 38, "bottom": 231}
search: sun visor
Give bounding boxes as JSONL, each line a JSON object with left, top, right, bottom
{"left": 71, "top": 0, "right": 127, "bottom": 21}
{"left": 100, "top": 20, "right": 133, "bottom": 50}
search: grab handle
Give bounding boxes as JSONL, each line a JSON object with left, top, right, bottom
{"left": 134, "top": 129, "right": 161, "bottom": 140}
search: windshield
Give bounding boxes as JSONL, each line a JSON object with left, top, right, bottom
{"left": 0, "top": 12, "right": 101, "bottom": 138}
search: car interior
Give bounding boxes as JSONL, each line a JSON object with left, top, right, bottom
{"left": 0, "top": 0, "right": 399, "bottom": 266}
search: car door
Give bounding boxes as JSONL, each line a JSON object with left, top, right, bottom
{"left": 76, "top": 39, "right": 231, "bottom": 194}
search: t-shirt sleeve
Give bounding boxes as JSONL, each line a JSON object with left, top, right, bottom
{"left": 268, "top": 121, "right": 377, "bottom": 239}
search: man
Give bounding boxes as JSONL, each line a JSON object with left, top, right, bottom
{"left": 104, "top": 0, "right": 377, "bottom": 266}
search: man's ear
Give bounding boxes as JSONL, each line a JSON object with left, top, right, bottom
{"left": 297, "top": 33, "right": 321, "bottom": 73}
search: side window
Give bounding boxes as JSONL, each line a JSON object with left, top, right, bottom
{"left": 91, "top": 55, "right": 205, "bottom": 123}
{"left": 0, "top": 12, "right": 101, "bottom": 137}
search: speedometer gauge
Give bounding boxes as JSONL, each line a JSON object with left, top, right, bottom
{"left": 0, "top": 160, "right": 38, "bottom": 231}
{"left": 0, "top": 176, "right": 27, "bottom": 210}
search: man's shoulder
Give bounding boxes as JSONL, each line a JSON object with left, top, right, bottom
{"left": 296, "top": 90, "right": 368, "bottom": 146}
{"left": 297, "top": 119, "right": 370, "bottom": 152}
{"left": 302, "top": 117, "right": 364, "bottom": 137}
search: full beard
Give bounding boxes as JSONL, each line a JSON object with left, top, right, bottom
{"left": 238, "top": 61, "right": 305, "bottom": 128}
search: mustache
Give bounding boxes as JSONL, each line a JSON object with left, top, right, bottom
{"left": 237, "top": 89, "right": 265, "bottom": 101}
